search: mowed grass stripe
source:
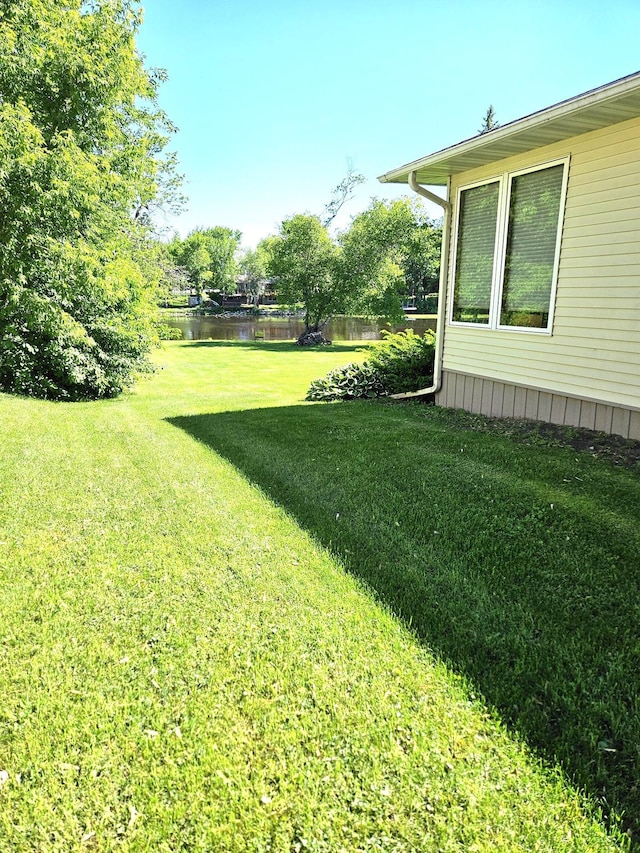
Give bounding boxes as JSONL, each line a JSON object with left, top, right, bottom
{"left": 0, "top": 341, "right": 629, "bottom": 851}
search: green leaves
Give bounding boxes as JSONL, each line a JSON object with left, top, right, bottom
{"left": 306, "top": 361, "right": 389, "bottom": 401}
{"left": 169, "top": 227, "right": 242, "bottom": 298}
{"left": 366, "top": 328, "right": 436, "bottom": 393}
{"left": 267, "top": 215, "right": 338, "bottom": 332}
{"left": 0, "top": 0, "right": 181, "bottom": 400}
{"left": 306, "top": 330, "right": 436, "bottom": 401}
{"left": 267, "top": 199, "right": 442, "bottom": 337}
{"left": 338, "top": 198, "right": 441, "bottom": 321}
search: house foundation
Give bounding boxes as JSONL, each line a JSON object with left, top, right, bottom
{"left": 437, "top": 370, "right": 640, "bottom": 440}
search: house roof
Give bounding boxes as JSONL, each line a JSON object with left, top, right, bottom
{"left": 378, "top": 71, "right": 640, "bottom": 187}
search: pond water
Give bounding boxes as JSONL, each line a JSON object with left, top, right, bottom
{"left": 166, "top": 314, "right": 437, "bottom": 342}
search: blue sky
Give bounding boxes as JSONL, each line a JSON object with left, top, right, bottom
{"left": 137, "top": 0, "right": 640, "bottom": 247}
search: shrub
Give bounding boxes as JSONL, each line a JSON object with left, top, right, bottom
{"left": 306, "top": 361, "right": 388, "bottom": 401}
{"left": 156, "top": 322, "right": 183, "bottom": 341}
{"left": 0, "top": 286, "right": 158, "bottom": 401}
{"left": 366, "top": 329, "right": 435, "bottom": 394}
{"left": 306, "top": 329, "right": 435, "bottom": 402}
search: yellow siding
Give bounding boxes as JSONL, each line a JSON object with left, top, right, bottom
{"left": 443, "top": 116, "right": 640, "bottom": 411}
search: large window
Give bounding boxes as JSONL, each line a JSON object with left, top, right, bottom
{"left": 451, "top": 159, "right": 568, "bottom": 332}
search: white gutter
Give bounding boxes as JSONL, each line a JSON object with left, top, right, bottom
{"left": 390, "top": 171, "right": 451, "bottom": 400}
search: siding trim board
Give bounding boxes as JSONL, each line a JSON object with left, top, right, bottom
{"left": 437, "top": 370, "right": 640, "bottom": 440}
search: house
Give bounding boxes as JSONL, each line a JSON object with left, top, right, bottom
{"left": 379, "top": 72, "right": 640, "bottom": 440}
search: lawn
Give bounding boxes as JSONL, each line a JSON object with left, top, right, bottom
{"left": 0, "top": 340, "right": 637, "bottom": 851}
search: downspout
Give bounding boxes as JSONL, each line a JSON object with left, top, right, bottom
{"left": 390, "top": 171, "right": 452, "bottom": 400}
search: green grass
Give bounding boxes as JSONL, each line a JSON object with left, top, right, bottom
{"left": 0, "top": 340, "right": 636, "bottom": 851}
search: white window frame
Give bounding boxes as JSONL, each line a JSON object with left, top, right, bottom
{"left": 449, "top": 156, "right": 570, "bottom": 334}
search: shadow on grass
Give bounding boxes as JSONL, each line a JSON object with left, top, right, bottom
{"left": 176, "top": 340, "right": 370, "bottom": 354}
{"left": 168, "top": 401, "right": 640, "bottom": 843}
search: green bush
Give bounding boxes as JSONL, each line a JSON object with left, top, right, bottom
{"left": 0, "top": 290, "right": 156, "bottom": 401}
{"left": 306, "top": 330, "right": 435, "bottom": 402}
{"left": 156, "top": 322, "right": 183, "bottom": 341}
{"left": 366, "top": 329, "right": 435, "bottom": 394}
{"left": 306, "top": 361, "right": 388, "bottom": 401}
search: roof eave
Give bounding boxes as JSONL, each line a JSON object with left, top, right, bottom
{"left": 378, "top": 70, "right": 640, "bottom": 186}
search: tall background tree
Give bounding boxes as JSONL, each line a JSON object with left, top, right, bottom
{"left": 238, "top": 244, "right": 270, "bottom": 307}
{"left": 338, "top": 198, "right": 440, "bottom": 319}
{"left": 168, "top": 227, "right": 242, "bottom": 301}
{"left": 0, "top": 0, "right": 181, "bottom": 400}
{"left": 478, "top": 105, "right": 500, "bottom": 134}
{"left": 402, "top": 213, "right": 442, "bottom": 312}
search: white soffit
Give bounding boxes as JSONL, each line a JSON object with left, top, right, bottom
{"left": 378, "top": 71, "right": 640, "bottom": 186}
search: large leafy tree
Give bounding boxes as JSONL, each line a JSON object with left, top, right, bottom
{"left": 0, "top": 0, "right": 179, "bottom": 400}
{"left": 266, "top": 198, "right": 440, "bottom": 344}
{"left": 267, "top": 215, "right": 339, "bottom": 338}
{"left": 399, "top": 211, "right": 442, "bottom": 311}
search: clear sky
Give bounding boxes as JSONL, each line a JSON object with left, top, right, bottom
{"left": 136, "top": 0, "right": 640, "bottom": 247}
